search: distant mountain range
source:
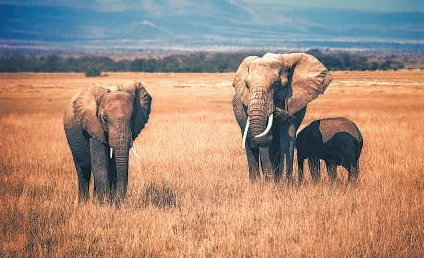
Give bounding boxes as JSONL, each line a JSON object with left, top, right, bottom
{"left": 1, "top": 1, "right": 423, "bottom": 53}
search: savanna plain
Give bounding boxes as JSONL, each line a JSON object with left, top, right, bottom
{"left": 0, "top": 71, "right": 423, "bottom": 257}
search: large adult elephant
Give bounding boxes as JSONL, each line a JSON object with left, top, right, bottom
{"left": 63, "top": 81, "right": 152, "bottom": 202}
{"left": 232, "top": 53, "right": 332, "bottom": 182}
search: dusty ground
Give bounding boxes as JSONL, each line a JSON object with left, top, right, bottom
{"left": 0, "top": 70, "right": 423, "bottom": 257}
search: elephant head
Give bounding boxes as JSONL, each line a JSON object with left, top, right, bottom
{"left": 233, "top": 53, "right": 332, "bottom": 147}
{"left": 73, "top": 81, "right": 152, "bottom": 199}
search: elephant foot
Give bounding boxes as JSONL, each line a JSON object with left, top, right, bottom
{"left": 249, "top": 170, "right": 261, "bottom": 181}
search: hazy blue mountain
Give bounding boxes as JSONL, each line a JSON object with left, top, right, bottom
{"left": 1, "top": 1, "right": 423, "bottom": 51}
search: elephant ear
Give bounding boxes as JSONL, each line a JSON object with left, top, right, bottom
{"left": 122, "top": 81, "right": 152, "bottom": 140}
{"left": 270, "top": 53, "right": 332, "bottom": 115}
{"left": 233, "top": 56, "right": 259, "bottom": 106}
{"left": 73, "top": 86, "right": 109, "bottom": 143}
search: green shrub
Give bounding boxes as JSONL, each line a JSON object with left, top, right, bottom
{"left": 84, "top": 67, "right": 101, "bottom": 77}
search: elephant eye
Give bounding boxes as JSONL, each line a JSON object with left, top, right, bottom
{"left": 101, "top": 114, "right": 108, "bottom": 124}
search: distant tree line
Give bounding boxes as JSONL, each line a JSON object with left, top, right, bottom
{"left": 305, "top": 49, "right": 405, "bottom": 71}
{"left": 0, "top": 50, "right": 407, "bottom": 74}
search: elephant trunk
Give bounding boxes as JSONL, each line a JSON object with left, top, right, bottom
{"left": 248, "top": 98, "right": 273, "bottom": 146}
{"left": 114, "top": 148, "right": 129, "bottom": 200}
{"left": 109, "top": 120, "right": 132, "bottom": 201}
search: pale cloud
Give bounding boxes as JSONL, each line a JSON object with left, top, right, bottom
{"left": 242, "top": 0, "right": 423, "bottom": 12}
{"left": 168, "top": 0, "right": 190, "bottom": 8}
{"left": 139, "top": 0, "right": 164, "bottom": 15}
{"left": 139, "top": 20, "right": 155, "bottom": 27}
{"left": 138, "top": 0, "right": 193, "bottom": 16}
{"left": 84, "top": 26, "right": 107, "bottom": 38}
{"left": 2, "top": 0, "right": 422, "bottom": 12}
{"left": 92, "top": 0, "right": 130, "bottom": 12}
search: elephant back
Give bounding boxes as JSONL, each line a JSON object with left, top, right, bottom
{"left": 319, "top": 117, "right": 362, "bottom": 143}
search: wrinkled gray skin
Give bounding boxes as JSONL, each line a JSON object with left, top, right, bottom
{"left": 63, "top": 81, "right": 151, "bottom": 203}
{"left": 232, "top": 53, "right": 332, "bottom": 182}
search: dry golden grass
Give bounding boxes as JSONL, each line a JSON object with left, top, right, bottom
{"left": 0, "top": 71, "right": 423, "bottom": 257}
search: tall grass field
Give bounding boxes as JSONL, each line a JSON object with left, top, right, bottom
{"left": 1, "top": 71, "right": 423, "bottom": 257}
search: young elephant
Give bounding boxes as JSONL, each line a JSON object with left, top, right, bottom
{"left": 296, "top": 117, "right": 363, "bottom": 183}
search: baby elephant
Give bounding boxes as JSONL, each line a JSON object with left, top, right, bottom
{"left": 296, "top": 117, "right": 363, "bottom": 183}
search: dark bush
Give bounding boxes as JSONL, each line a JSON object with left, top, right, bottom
{"left": 84, "top": 67, "right": 101, "bottom": 77}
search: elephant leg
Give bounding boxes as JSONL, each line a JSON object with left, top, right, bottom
{"left": 90, "top": 138, "right": 111, "bottom": 203}
{"left": 309, "top": 157, "right": 321, "bottom": 182}
{"left": 259, "top": 146, "right": 279, "bottom": 182}
{"left": 297, "top": 158, "right": 305, "bottom": 185}
{"left": 74, "top": 158, "right": 91, "bottom": 202}
{"left": 259, "top": 147, "right": 273, "bottom": 182}
{"left": 280, "top": 125, "right": 290, "bottom": 180}
{"left": 65, "top": 127, "right": 91, "bottom": 202}
{"left": 325, "top": 161, "right": 337, "bottom": 182}
{"left": 245, "top": 143, "right": 260, "bottom": 181}
{"left": 280, "top": 123, "right": 297, "bottom": 182}
{"left": 270, "top": 127, "right": 282, "bottom": 182}
{"left": 287, "top": 108, "right": 306, "bottom": 182}
{"left": 348, "top": 162, "right": 359, "bottom": 182}
{"left": 286, "top": 136, "right": 295, "bottom": 182}
{"left": 272, "top": 147, "right": 282, "bottom": 183}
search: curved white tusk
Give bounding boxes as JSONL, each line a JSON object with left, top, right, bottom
{"left": 255, "top": 113, "right": 274, "bottom": 138}
{"left": 110, "top": 148, "right": 114, "bottom": 159}
{"left": 131, "top": 146, "right": 140, "bottom": 160}
{"left": 242, "top": 117, "right": 250, "bottom": 150}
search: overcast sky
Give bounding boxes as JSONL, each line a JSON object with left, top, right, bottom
{"left": 1, "top": 0, "right": 423, "bottom": 12}
{"left": 1, "top": 0, "right": 422, "bottom": 49}
{"left": 244, "top": 0, "right": 423, "bottom": 12}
